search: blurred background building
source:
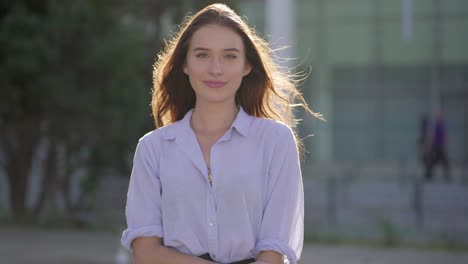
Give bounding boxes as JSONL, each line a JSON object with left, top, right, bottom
{"left": 243, "top": 0, "right": 468, "bottom": 246}
{"left": 238, "top": 0, "right": 468, "bottom": 169}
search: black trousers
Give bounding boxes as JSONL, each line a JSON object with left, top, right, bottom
{"left": 198, "top": 253, "right": 255, "bottom": 264}
{"left": 424, "top": 147, "right": 450, "bottom": 180}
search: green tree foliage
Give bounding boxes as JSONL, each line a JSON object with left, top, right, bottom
{"left": 0, "top": 0, "right": 240, "bottom": 224}
{"left": 0, "top": 0, "right": 167, "bottom": 222}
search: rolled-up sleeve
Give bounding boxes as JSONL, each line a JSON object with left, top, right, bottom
{"left": 253, "top": 126, "right": 304, "bottom": 264}
{"left": 121, "top": 136, "right": 163, "bottom": 251}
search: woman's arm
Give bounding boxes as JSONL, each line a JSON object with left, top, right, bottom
{"left": 254, "top": 250, "right": 284, "bottom": 264}
{"left": 132, "top": 237, "right": 216, "bottom": 264}
{"left": 252, "top": 125, "right": 304, "bottom": 264}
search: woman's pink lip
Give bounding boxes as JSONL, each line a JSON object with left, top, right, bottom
{"left": 204, "top": 81, "right": 226, "bottom": 88}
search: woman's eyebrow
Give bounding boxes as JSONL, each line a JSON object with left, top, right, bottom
{"left": 192, "top": 47, "right": 240, "bottom": 52}
{"left": 224, "top": 48, "right": 240, "bottom": 52}
{"left": 193, "top": 47, "right": 209, "bottom": 51}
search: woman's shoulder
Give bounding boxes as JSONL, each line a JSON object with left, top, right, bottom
{"left": 250, "top": 116, "right": 294, "bottom": 138}
{"left": 137, "top": 122, "right": 180, "bottom": 144}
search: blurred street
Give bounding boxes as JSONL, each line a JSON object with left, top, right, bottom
{"left": 1, "top": 227, "right": 468, "bottom": 264}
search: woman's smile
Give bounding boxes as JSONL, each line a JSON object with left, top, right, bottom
{"left": 203, "top": 80, "right": 226, "bottom": 88}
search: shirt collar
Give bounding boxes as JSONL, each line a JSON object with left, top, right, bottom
{"left": 231, "top": 106, "right": 251, "bottom": 137}
{"left": 161, "top": 106, "right": 252, "bottom": 140}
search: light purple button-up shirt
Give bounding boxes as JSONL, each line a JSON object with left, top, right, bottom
{"left": 121, "top": 107, "right": 303, "bottom": 263}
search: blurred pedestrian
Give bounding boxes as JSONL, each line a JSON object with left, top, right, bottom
{"left": 418, "top": 113, "right": 432, "bottom": 180}
{"left": 425, "top": 109, "right": 451, "bottom": 181}
{"left": 121, "top": 3, "right": 321, "bottom": 264}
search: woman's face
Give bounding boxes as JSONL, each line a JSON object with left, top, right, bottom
{"left": 184, "top": 24, "right": 251, "bottom": 107}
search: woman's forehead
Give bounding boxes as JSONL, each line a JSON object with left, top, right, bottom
{"left": 189, "top": 24, "right": 244, "bottom": 51}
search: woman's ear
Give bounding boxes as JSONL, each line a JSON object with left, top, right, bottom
{"left": 243, "top": 63, "right": 252, "bottom": 77}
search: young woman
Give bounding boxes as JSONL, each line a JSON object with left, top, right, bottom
{"left": 121, "top": 3, "right": 320, "bottom": 264}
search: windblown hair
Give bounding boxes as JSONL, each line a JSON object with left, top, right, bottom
{"left": 152, "top": 3, "right": 322, "bottom": 145}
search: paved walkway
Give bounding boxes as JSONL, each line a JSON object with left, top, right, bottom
{"left": 1, "top": 227, "right": 468, "bottom": 264}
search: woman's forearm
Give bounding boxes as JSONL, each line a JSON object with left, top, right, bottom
{"left": 254, "top": 251, "right": 283, "bottom": 264}
{"left": 132, "top": 237, "right": 216, "bottom": 264}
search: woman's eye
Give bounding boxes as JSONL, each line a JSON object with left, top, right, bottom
{"left": 195, "top": 53, "right": 208, "bottom": 58}
{"left": 225, "top": 54, "right": 237, "bottom": 59}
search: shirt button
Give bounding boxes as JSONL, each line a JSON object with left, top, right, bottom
{"left": 209, "top": 223, "right": 214, "bottom": 227}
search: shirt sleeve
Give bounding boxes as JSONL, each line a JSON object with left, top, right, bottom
{"left": 121, "top": 136, "right": 163, "bottom": 251}
{"left": 252, "top": 126, "right": 304, "bottom": 264}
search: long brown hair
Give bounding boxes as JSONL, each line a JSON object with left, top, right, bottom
{"left": 152, "top": 3, "right": 322, "bottom": 143}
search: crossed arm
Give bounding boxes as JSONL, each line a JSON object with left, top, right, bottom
{"left": 132, "top": 237, "right": 283, "bottom": 264}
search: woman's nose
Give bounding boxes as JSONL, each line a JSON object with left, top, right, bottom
{"left": 209, "top": 58, "right": 223, "bottom": 75}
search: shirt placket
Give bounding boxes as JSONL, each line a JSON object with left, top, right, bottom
{"left": 206, "top": 145, "right": 219, "bottom": 259}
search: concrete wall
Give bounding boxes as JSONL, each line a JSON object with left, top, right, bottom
{"left": 304, "top": 177, "right": 468, "bottom": 244}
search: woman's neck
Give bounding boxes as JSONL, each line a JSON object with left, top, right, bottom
{"left": 190, "top": 102, "right": 239, "bottom": 135}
